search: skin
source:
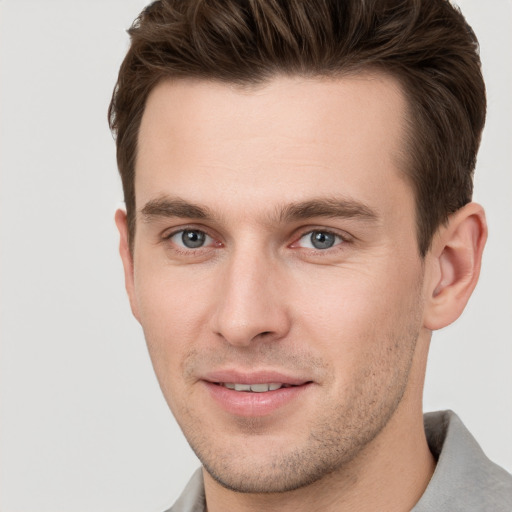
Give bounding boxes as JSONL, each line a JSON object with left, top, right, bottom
{"left": 116, "top": 74, "right": 487, "bottom": 512}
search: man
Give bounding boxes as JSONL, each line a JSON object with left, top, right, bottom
{"left": 108, "top": 0, "right": 512, "bottom": 510}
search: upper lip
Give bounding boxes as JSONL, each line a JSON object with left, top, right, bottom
{"left": 202, "top": 370, "right": 311, "bottom": 386}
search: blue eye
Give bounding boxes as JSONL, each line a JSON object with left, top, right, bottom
{"left": 170, "top": 229, "right": 212, "bottom": 249}
{"left": 298, "top": 230, "right": 342, "bottom": 250}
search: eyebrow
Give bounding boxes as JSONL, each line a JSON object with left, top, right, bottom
{"left": 277, "top": 198, "right": 378, "bottom": 223}
{"left": 139, "top": 196, "right": 378, "bottom": 224}
{"left": 140, "top": 197, "right": 211, "bottom": 221}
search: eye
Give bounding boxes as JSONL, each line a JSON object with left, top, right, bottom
{"left": 296, "top": 230, "right": 343, "bottom": 250}
{"left": 168, "top": 229, "right": 213, "bottom": 249}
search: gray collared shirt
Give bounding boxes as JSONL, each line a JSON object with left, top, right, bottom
{"left": 166, "top": 410, "right": 512, "bottom": 511}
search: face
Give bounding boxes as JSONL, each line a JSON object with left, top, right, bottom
{"left": 121, "top": 75, "right": 430, "bottom": 493}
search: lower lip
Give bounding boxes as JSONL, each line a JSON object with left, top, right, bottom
{"left": 203, "top": 381, "right": 311, "bottom": 417}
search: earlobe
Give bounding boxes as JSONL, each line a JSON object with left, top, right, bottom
{"left": 114, "top": 208, "right": 140, "bottom": 322}
{"left": 423, "top": 203, "right": 487, "bottom": 331}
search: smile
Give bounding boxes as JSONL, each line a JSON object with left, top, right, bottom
{"left": 204, "top": 379, "right": 312, "bottom": 417}
{"left": 220, "top": 383, "right": 296, "bottom": 392}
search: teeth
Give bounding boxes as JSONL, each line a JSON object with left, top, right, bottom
{"left": 250, "top": 383, "right": 273, "bottom": 393}
{"left": 234, "top": 383, "right": 251, "bottom": 391}
{"left": 222, "top": 383, "right": 284, "bottom": 392}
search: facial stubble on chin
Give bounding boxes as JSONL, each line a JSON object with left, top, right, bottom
{"left": 168, "top": 297, "right": 424, "bottom": 496}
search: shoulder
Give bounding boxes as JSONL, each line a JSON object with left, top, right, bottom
{"left": 163, "top": 468, "right": 205, "bottom": 512}
{"left": 413, "top": 410, "right": 512, "bottom": 512}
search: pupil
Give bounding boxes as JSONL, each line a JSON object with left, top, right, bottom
{"left": 182, "top": 230, "right": 205, "bottom": 248}
{"left": 311, "top": 231, "right": 335, "bottom": 249}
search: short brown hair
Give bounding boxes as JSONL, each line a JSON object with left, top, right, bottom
{"left": 108, "top": 0, "right": 486, "bottom": 256}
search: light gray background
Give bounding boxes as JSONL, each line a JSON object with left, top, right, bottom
{"left": 0, "top": 1, "right": 510, "bottom": 511}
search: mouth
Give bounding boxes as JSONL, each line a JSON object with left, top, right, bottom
{"left": 202, "top": 374, "right": 313, "bottom": 416}
{"left": 216, "top": 382, "right": 298, "bottom": 392}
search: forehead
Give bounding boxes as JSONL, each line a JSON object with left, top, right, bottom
{"left": 135, "top": 74, "right": 412, "bottom": 220}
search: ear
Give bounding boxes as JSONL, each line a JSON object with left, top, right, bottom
{"left": 423, "top": 203, "right": 487, "bottom": 331}
{"left": 114, "top": 208, "right": 140, "bottom": 322}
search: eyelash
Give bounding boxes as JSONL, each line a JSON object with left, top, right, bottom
{"left": 162, "top": 228, "right": 219, "bottom": 254}
{"left": 293, "top": 229, "right": 346, "bottom": 251}
{"left": 161, "top": 227, "right": 350, "bottom": 255}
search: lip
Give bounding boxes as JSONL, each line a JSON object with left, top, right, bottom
{"left": 201, "top": 370, "right": 313, "bottom": 417}
{"left": 203, "top": 370, "right": 310, "bottom": 386}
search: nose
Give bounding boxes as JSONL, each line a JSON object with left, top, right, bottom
{"left": 211, "top": 247, "right": 291, "bottom": 347}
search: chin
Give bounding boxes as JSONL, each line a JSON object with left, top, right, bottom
{"left": 188, "top": 425, "right": 376, "bottom": 495}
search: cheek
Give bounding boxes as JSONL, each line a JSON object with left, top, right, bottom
{"left": 295, "top": 267, "right": 395, "bottom": 327}
{"left": 135, "top": 260, "right": 214, "bottom": 332}
{"left": 295, "top": 269, "right": 424, "bottom": 425}
{"left": 294, "top": 262, "right": 423, "bottom": 366}
{"left": 133, "top": 264, "right": 215, "bottom": 393}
